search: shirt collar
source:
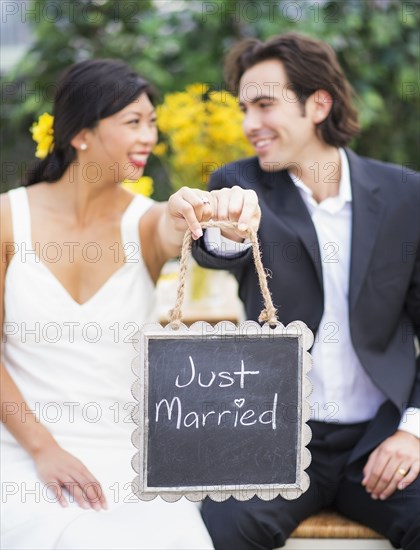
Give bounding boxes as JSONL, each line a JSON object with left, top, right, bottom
{"left": 289, "top": 148, "right": 352, "bottom": 209}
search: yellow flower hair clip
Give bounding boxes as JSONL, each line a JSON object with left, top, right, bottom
{"left": 30, "top": 113, "right": 54, "bottom": 159}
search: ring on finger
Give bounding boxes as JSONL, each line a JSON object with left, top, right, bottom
{"left": 397, "top": 467, "right": 408, "bottom": 477}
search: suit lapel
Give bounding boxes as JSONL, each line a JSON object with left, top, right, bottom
{"left": 261, "top": 151, "right": 386, "bottom": 308}
{"left": 347, "top": 149, "right": 385, "bottom": 311}
{"left": 263, "top": 169, "right": 323, "bottom": 289}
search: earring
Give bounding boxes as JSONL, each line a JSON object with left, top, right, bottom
{"left": 80, "top": 143, "right": 87, "bottom": 151}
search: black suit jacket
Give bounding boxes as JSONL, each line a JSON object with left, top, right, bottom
{"left": 193, "top": 149, "right": 420, "bottom": 468}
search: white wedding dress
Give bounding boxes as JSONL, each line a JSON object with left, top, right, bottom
{"left": 1, "top": 187, "right": 213, "bottom": 550}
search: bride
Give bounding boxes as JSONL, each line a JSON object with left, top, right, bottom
{"left": 0, "top": 58, "right": 260, "bottom": 549}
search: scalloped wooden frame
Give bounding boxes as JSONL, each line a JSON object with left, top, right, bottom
{"left": 131, "top": 320, "right": 313, "bottom": 502}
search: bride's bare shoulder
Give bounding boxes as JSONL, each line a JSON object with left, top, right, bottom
{"left": 25, "top": 182, "right": 52, "bottom": 200}
{"left": 0, "top": 183, "right": 48, "bottom": 243}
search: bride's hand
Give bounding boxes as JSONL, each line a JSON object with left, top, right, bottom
{"left": 33, "top": 442, "right": 107, "bottom": 510}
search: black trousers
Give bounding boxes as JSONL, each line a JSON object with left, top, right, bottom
{"left": 201, "top": 421, "right": 420, "bottom": 550}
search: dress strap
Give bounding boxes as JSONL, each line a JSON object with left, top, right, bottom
{"left": 120, "top": 194, "right": 154, "bottom": 262}
{"left": 7, "top": 187, "right": 32, "bottom": 247}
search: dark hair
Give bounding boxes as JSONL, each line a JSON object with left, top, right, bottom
{"left": 25, "top": 59, "right": 156, "bottom": 185}
{"left": 224, "top": 32, "right": 360, "bottom": 147}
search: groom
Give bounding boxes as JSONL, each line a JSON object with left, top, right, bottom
{"left": 194, "top": 32, "right": 420, "bottom": 549}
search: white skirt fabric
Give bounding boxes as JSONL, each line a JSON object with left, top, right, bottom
{"left": 1, "top": 442, "right": 213, "bottom": 549}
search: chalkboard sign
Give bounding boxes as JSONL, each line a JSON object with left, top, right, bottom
{"left": 131, "top": 320, "right": 312, "bottom": 502}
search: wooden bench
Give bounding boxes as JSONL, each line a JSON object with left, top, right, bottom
{"left": 282, "top": 510, "right": 396, "bottom": 549}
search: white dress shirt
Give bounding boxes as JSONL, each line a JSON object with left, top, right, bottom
{"left": 204, "top": 148, "right": 419, "bottom": 436}
{"left": 290, "top": 149, "right": 389, "bottom": 424}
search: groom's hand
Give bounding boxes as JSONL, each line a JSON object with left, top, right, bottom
{"left": 362, "top": 430, "right": 420, "bottom": 500}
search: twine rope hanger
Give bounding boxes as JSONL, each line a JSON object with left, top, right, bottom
{"left": 169, "top": 220, "right": 279, "bottom": 329}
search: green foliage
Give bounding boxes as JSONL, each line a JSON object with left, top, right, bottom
{"left": 1, "top": 0, "right": 418, "bottom": 192}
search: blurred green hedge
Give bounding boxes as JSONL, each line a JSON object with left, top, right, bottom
{"left": 1, "top": 0, "right": 418, "bottom": 195}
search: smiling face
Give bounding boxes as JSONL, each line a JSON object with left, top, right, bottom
{"left": 239, "top": 59, "right": 323, "bottom": 172}
{"left": 83, "top": 92, "right": 158, "bottom": 183}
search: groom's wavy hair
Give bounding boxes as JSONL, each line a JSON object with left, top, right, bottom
{"left": 224, "top": 32, "right": 360, "bottom": 147}
{"left": 25, "top": 59, "right": 156, "bottom": 186}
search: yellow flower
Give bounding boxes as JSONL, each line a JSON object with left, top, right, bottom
{"left": 153, "top": 143, "right": 167, "bottom": 157}
{"left": 121, "top": 176, "right": 154, "bottom": 197}
{"left": 185, "top": 83, "right": 209, "bottom": 96}
{"left": 30, "top": 113, "right": 54, "bottom": 159}
{"left": 156, "top": 83, "right": 253, "bottom": 190}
